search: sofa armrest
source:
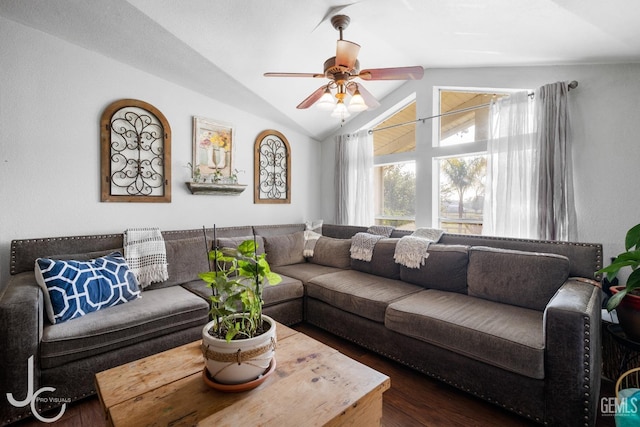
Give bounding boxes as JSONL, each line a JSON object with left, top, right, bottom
{"left": 0, "top": 273, "right": 44, "bottom": 424}
{"left": 544, "top": 278, "right": 601, "bottom": 427}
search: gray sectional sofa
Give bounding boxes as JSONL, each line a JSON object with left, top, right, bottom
{"left": 0, "top": 223, "right": 602, "bottom": 426}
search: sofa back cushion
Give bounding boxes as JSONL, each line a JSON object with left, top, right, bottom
{"left": 217, "top": 235, "right": 266, "bottom": 255}
{"left": 145, "top": 236, "right": 212, "bottom": 290}
{"left": 400, "top": 244, "right": 469, "bottom": 293}
{"left": 263, "top": 231, "right": 306, "bottom": 267}
{"left": 467, "top": 246, "right": 570, "bottom": 311}
{"left": 351, "top": 238, "right": 401, "bottom": 280}
{"left": 309, "top": 236, "right": 351, "bottom": 269}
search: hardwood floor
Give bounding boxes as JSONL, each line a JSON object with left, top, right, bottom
{"left": 14, "top": 323, "right": 617, "bottom": 426}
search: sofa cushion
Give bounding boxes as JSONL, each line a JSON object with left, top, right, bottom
{"left": 217, "top": 235, "right": 266, "bottom": 255}
{"left": 309, "top": 236, "right": 351, "bottom": 269}
{"left": 40, "top": 286, "right": 208, "bottom": 369}
{"left": 306, "top": 270, "right": 422, "bottom": 323}
{"left": 263, "top": 231, "right": 305, "bottom": 266}
{"left": 386, "top": 289, "right": 545, "bottom": 379}
{"left": 351, "top": 238, "right": 401, "bottom": 279}
{"left": 146, "top": 236, "right": 211, "bottom": 290}
{"left": 273, "top": 263, "right": 345, "bottom": 284}
{"left": 35, "top": 252, "right": 141, "bottom": 324}
{"left": 400, "top": 244, "right": 469, "bottom": 294}
{"left": 181, "top": 274, "right": 303, "bottom": 308}
{"left": 467, "top": 246, "right": 570, "bottom": 311}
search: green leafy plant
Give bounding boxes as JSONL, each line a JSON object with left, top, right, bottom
{"left": 598, "top": 223, "right": 640, "bottom": 311}
{"left": 198, "top": 239, "right": 281, "bottom": 342}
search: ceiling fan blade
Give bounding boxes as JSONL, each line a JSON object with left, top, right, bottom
{"left": 264, "top": 72, "right": 324, "bottom": 78}
{"left": 347, "top": 83, "right": 380, "bottom": 109}
{"left": 296, "top": 85, "right": 328, "bottom": 109}
{"left": 358, "top": 66, "right": 424, "bottom": 80}
{"left": 336, "top": 40, "right": 360, "bottom": 70}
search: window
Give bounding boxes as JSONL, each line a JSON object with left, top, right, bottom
{"left": 372, "top": 100, "right": 416, "bottom": 230}
{"left": 373, "top": 101, "right": 416, "bottom": 156}
{"left": 434, "top": 89, "right": 509, "bottom": 234}
{"left": 374, "top": 162, "right": 416, "bottom": 229}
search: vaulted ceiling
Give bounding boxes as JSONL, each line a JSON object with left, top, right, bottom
{"left": 2, "top": 0, "right": 640, "bottom": 141}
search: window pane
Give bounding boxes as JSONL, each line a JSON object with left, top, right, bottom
{"left": 438, "top": 155, "right": 485, "bottom": 234}
{"left": 373, "top": 102, "right": 416, "bottom": 156}
{"left": 374, "top": 162, "right": 416, "bottom": 230}
{"left": 439, "top": 91, "right": 507, "bottom": 146}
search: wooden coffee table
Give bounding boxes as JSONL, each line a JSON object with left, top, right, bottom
{"left": 95, "top": 323, "right": 390, "bottom": 426}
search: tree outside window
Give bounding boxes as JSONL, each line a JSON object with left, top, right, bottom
{"left": 438, "top": 155, "right": 486, "bottom": 234}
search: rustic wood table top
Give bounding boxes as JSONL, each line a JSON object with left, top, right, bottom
{"left": 95, "top": 323, "right": 390, "bottom": 426}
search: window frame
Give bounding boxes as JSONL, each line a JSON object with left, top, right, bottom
{"left": 371, "top": 95, "right": 418, "bottom": 228}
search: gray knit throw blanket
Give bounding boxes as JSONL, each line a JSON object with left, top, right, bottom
{"left": 350, "top": 225, "right": 395, "bottom": 262}
{"left": 124, "top": 227, "right": 169, "bottom": 288}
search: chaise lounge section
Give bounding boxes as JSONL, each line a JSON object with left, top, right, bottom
{"left": 0, "top": 223, "right": 602, "bottom": 426}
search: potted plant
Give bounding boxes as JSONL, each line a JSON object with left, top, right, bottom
{"left": 198, "top": 235, "right": 282, "bottom": 387}
{"left": 598, "top": 223, "right": 640, "bottom": 341}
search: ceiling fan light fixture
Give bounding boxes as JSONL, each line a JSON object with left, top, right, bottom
{"left": 347, "top": 89, "right": 368, "bottom": 112}
{"left": 331, "top": 99, "right": 350, "bottom": 119}
{"left": 315, "top": 87, "right": 336, "bottom": 110}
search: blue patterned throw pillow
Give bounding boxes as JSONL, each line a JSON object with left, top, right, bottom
{"left": 35, "top": 252, "right": 141, "bottom": 324}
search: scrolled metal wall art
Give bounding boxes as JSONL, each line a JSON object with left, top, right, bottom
{"left": 254, "top": 130, "right": 291, "bottom": 204}
{"left": 100, "top": 99, "right": 171, "bottom": 202}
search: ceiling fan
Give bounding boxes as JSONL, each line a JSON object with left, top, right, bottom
{"left": 264, "top": 14, "right": 424, "bottom": 119}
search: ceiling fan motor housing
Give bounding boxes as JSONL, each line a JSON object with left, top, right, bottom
{"left": 324, "top": 57, "right": 360, "bottom": 78}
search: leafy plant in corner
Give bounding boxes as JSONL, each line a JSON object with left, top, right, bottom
{"left": 598, "top": 223, "right": 640, "bottom": 311}
{"left": 198, "top": 238, "right": 281, "bottom": 342}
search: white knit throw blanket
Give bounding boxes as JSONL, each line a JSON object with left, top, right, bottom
{"left": 303, "top": 230, "right": 322, "bottom": 257}
{"left": 124, "top": 227, "right": 169, "bottom": 288}
{"left": 394, "top": 228, "right": 444, "bottom": 269}
{"left": 350, "top": 225, "right": 395, "bottom": 262}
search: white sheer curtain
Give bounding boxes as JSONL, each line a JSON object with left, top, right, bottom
{"left": 535, "top": 81, "right": 577, "bottom": 241}
{"left": 484, "top": 81, "right": 577, "bottom": 241}
{"left": 335, "top": 130, "right": 373, "bottom": 225}
{"left": 483, "top": 91, "right": 538, "bottom": 238}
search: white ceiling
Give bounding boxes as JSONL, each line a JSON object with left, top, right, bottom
{"left": 2, "top": 0, "right": 640, "bottom": 141}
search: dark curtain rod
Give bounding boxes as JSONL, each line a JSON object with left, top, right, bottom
{"left": 368, "top": 80, "right": 578, "bottom": 134}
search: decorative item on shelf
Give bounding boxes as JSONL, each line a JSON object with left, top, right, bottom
{"left": 188, "top": 115, "right": 245, "bottom": 196}
{"left": 185, "top": 164, "right": 246, "bottom": 195}
{"left": 100, "top": 99, "right": 171, "bottom": 202}
{"left": 254, "top": 130, "right": 291, "bottom": 204}
{"left": 598, "top": 223, "right": 640, "bottom": 341}
{"left": 198, "top": 227, "right": 282, "bottom": 388}
{"left": 192, "top": 116, "right": 234, "bottom": 183}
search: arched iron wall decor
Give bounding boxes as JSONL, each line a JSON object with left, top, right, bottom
{"left": 254, "top": 130, "right": 291, "bottom": 204}
{"left": 100, "top": 99, "right": 171, "bottom": 202}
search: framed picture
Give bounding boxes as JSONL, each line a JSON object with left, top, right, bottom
{"left": 192, "top": 117, "right": 233, "bottom": 182}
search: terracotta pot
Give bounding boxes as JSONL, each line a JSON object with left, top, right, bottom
{"left": 201, "top": 314, "right": 276, "bottom": 385}
{"left": 611, "top": 286, "right": 640, "bottom": 342}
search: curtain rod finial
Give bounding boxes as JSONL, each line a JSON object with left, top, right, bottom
{"left": 568, "top": 80, "right": 578, "bottom": 89}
